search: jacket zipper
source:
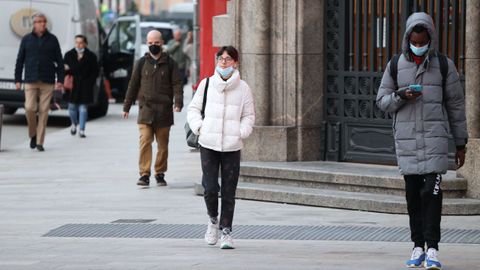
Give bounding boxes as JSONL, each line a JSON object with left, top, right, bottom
{"left": 221, "top": 89, "right": 227, "bottom": 151}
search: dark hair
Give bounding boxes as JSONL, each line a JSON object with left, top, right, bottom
{"left": 75, "top": 34, "right": 88, "bottom": 45}
{"left": 216, "top": 46, "right": 239, "bottom": 62}
{"left": 411, "top": 25, "right": 430, "bottom": 39}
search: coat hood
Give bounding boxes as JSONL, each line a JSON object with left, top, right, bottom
{"left": 402, "top": 12, "right": 438, "bottom": 57}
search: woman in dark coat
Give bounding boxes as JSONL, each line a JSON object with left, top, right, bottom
{"left": 64, "top": 35, "right": 99, "bottom": 138}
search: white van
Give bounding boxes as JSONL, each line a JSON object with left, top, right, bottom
{"left": 0, "top": 0, "right": 108, "bottom": 117}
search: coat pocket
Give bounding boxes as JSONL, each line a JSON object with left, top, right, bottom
{"left": 138, "top": 104, "right": 153, "bottom": 124}
{"left": 153, "top": 103, "right": 172, "bottom": 120}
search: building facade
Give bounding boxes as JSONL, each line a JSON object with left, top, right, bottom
{"left": 212, "top": 0, "right": 480, "bottom": 198}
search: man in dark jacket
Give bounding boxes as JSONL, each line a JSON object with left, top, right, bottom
{"left": 14, "top": 12, "right": 65, "bottom": 151}
{"left": 123, "top": 30, "right": 183, "bottom": 186}
{"left": 377, "top": 12, "right": 468, "bottom": 270}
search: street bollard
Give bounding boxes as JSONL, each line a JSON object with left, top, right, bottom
{"left": 0, "top": 104, "right": 3, "bottom": 151}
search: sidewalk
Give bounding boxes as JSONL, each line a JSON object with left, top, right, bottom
{"left": 0, "top": 98, "right": 479, "bottom": 270}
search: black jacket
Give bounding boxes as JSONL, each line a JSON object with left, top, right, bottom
{"left": 64, "top": 48, "right": 99, "bottom": 104}
{"left": 15, "top": 30, "right": 65, "bottom": 84}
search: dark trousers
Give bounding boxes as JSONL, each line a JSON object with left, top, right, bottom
{"left": 200, "top": 147, "right": 241, "bottom": 231}
{"left": 179, "top": 68, "right": 188, "bottom": 85}
{"left": 404, "top": 174, "right": 443, "bottom": 250}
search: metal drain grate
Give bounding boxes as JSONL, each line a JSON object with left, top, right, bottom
{"left": 111, "top": 219, "right": 156, "bottom": 223}
{"left": 43, "top": 224, "right": 480, "bottom": 244}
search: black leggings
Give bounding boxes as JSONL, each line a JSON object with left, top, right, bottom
{"left": 200, "top": 147, "right": 241, "bottom": 231}
{"left": 404, "top": 174, "right": 443, "bottom": 250}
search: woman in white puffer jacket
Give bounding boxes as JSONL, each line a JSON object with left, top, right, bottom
{"left": 187, "top": 46, "right": 255, "bottom": 249}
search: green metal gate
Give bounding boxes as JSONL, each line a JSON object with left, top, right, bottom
{"left": 324, "top": 0, "right": 466, "bottom": 164}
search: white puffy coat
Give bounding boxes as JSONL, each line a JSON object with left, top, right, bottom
{"left": 187, "top": 70, "right": 255, "bottom": 152}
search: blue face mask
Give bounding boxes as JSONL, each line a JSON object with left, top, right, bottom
{"left": 410, "top": 43, "right": 429, "bottom": 56}
{"left": 216, "top": 66, "right": 235, "bottom": 78}
{"left": 75, "top": 47, "right": 85, "bottom": 53}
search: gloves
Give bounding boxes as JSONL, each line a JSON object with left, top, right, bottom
{"left": 395, "top": 88, "right": 408, "bottom": 99}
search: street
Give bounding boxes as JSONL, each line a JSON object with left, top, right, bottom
{"left": 0, "top": 98, "right": 479, "bottom": 270}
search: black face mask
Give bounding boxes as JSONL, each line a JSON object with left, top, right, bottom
{"left": 149, "top": 44, "right": 161, "bottom": 55}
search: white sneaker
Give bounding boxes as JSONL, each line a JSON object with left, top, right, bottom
{"left": 204, "top": 219, "right": 219, "bottom": 245}
{"left": 220, "top": 228, "right": 234, "bottom": 249}
{"left": 406, "top": 247, "right": 425, "bottom": 268}
{"left": 79, "top": 130, "right": 86, "bottom": 138}
{"left": 425, "top": 248, "right": 442, "bottom": 270}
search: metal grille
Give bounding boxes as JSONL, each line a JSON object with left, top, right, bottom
{"left": 43, "top": 224, "right": 480, "bottom": 244}
{"left": 111, "top": 219, "right": 156, "bottom": 223}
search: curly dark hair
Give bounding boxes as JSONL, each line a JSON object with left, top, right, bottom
{"left": 411, "top": 24, "right": 430, "bottom": 39}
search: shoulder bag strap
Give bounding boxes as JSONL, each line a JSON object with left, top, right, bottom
{"left": 200, "top": 77, "right": 209, "bottom": 119}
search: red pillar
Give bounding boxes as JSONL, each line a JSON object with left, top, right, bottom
{"left": 196, "top": 0, "right": 227, "bottom": 88}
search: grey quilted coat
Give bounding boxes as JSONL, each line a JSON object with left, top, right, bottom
{"left": 376, "top": 12, "right": 468, "bottom": 175}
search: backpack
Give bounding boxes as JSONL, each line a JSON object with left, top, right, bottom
{"left": 390, "top": 53, "right": 449, "bottom": 93}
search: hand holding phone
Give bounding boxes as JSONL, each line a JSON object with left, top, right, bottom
{"left": 409, "top": 84, "right": 423, "bottom": 92}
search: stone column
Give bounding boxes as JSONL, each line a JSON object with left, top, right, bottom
{"left": 465, "top": 0, "right": 480, "bottom": 138}
{"left": 213, "top": 0, "right": 325, "bottom": 162}
{"left": 459, "top": 0, "right": 480, "bottom": 198}
{"left": 239, "top": 0, "right": 271, "bottom": 126}
{"left": 293, "top": 0, "right": 324, "bottom": 161}
{"left": 212, "top": 1, "right": 237, "bottom": 48}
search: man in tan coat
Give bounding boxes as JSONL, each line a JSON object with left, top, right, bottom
{"left": 123, "top": 30, "right": 183, "bottom": 186}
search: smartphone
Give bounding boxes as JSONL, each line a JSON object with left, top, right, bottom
{"left": 409, "top": 84, "right": 423, "bottom": 92}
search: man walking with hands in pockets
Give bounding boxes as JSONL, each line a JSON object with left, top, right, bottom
{"left": 123, "top": 30, "right": 183, "bottom": 187}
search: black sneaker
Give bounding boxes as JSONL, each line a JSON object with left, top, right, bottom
{"left": 36, "top": 145, "right": 45, "bottom": 152}
{"left": 155, "top": 174, "right": 167, "bottom": 186}
{"left": 137, "top": 175, "right": 150, "bottom": 186}
{"left": 30, "top": 136, "right": 37, "bottom": 149}
{"left": 70, "top": 124, "right": 77, "bottom": 135}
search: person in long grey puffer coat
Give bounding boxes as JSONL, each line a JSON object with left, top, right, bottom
{"left": 376, "top": 12, "right": 468, "bottom": 270}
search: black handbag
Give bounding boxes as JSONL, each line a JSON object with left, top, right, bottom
{"left": 185, "top": 78, "right": 209, "bottom": 148}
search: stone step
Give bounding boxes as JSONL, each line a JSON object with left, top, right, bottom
{"left": 193, "top": 182, "right": 480, "bottom": 215}
{"left": 239, "top": 161, "right": 468, "bottom": 198}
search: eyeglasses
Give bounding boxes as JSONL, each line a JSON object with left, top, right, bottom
{"left": 34, "top": 20, "right": 47, "bottom": 24}
{"left": 217, "top": 56, "right": 234, "bottom": 63}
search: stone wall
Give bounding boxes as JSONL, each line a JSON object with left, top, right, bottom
{"left": 459, "top": 139, "right": 480, "bottom": 199}
{"left": 212, "top": 0, "right": 480, "bottom": 198}
{"left": 213, "top": 0, "right": 325, "bottom": 161}
{"left": 460, "top": 0, "right": 480, "bottom": 198}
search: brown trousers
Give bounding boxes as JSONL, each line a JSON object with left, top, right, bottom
{"left": 24, "top": 82, "right": 54, "bottom": 145}
{"left": 138, "top": 124, "right": 170, "bottom": 176}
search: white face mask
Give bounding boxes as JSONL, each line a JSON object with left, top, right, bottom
{"left": 216, "top": 66, "right": 235, "bottom": 78}
{"left": 75, "top": 47, "right": 85, "bottom": 53}
{"left": 409, "top": 43, "right": 429, "bottom": 56}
